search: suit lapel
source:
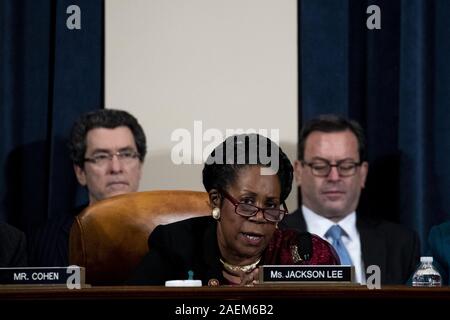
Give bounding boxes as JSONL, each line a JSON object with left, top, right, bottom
{"left": 357, "top": 217, "right": 387, "bottom": 283}
{"left": 297, "top": 210, "right": 308, "bottom": 231}
{"left": 281, "top": 208, "right": 308, "bottom": 232}
{"left": 201, "top": 220, "right": 224, "bottom": 284}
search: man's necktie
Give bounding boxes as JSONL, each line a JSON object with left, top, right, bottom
{"left": 325, "top": 225, "right": 353, "bottom": 265}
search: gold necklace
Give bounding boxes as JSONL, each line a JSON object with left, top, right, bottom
{"left": 220, "top": 257, "right": 261, "bottom": 274}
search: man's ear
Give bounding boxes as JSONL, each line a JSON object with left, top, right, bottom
{"left": 294, "top": 160, "right": 303, "bottom": 187}
{"left": 137, "top": 160, "right": 144, "bottom": 185}
{"left": 360, "top": 161, "right": 369, "bottom": 188}
{"left": 73, "top": 164, "right": 87, "bottom": 186}
{"left": 208, "top": 189, "right": 222, "bottom": 208}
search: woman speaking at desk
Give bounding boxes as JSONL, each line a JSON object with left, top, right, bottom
{"left": 129, "top": 134, "right": 338, "bottom": 286}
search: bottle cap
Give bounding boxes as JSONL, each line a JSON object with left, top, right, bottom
{"left": 420, "top": 256, "right": 433, "bottom": 263}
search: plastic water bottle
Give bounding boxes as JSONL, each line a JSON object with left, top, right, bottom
{"left": 411, "top": 256, "right": 442, "bottom": 287}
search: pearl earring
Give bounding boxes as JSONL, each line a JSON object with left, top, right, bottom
{"left": 212, "top": 207, "right": 221, "bottom": 220}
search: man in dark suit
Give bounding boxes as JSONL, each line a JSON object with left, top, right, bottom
{"left": 29, "top": 109, "right": 147, "bottom": 266}
{"left": 280, "top": 114, "right": 419, "bottom": 284}
{"left": 0, "top": 222, "right": 27, "bottom": 267}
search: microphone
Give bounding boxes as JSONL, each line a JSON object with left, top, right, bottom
{"left": 295, "top": 232, "right": 313, "bottom": 261}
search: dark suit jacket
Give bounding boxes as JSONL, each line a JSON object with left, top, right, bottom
{"left": 28, "top": 204, "right": 87, "bottom": 267}
{"left": 128, "top": 216, "right": 224, "bottom": 285}
{"left": 128, "top": 216, "right": 338, "bottom": 285}
{"left": 0, "top": 222, "right": 27, "bottom": 267}
{"left": 279, "top": 208, "right": 420, "bottom": 284}
{"left": 428, "top": 221, "right": 450, "bottom": 285}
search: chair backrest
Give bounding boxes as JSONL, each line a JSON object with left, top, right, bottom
{"left": 69, "top": 190, "right": 210, "bottom": 285}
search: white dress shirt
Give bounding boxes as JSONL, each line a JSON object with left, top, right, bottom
{"left": 302, "top": 205, "right": 366, "bottom": 284}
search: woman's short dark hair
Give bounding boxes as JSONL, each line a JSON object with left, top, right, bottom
{"left": 202, "top": 133, "right": 293, "bottom": 203}
{"left": 298, "top": 114, "right": 366, "bottom": 161}
{"left": 69, "top": 109, "right": 147, "bottom": 167}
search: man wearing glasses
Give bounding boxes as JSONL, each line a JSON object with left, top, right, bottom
{"left": 280, "top": 114, "right": 419, "bottom": 284}
{"left": 29, "top": 109, "right": 147, "bottom": 266}
{"left": 70, "top": 109, "right": 146, "bottom": 204}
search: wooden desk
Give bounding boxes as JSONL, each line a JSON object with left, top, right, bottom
{"left": 0, "top": 284, "right": 449, "bottom": 300}
{"left": 1, "top": 285, "right": 448, "bottom": 318}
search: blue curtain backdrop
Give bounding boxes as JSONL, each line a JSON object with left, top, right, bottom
{"left": 299, "top": 0, "right": 450, "bottom": 251}
{"left": 0, "top": 0, "right": 103, "bottom": 234}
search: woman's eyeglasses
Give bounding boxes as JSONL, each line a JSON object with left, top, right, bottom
{"left": 221, "top": 190, "right": 288, "bottom": 223}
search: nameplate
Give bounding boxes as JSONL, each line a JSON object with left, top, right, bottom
{"left": 259, "top": 265, "right": 355, "bottom": 284}
{"left": 0, "top": 266, "right": 85, "bottom": 286}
